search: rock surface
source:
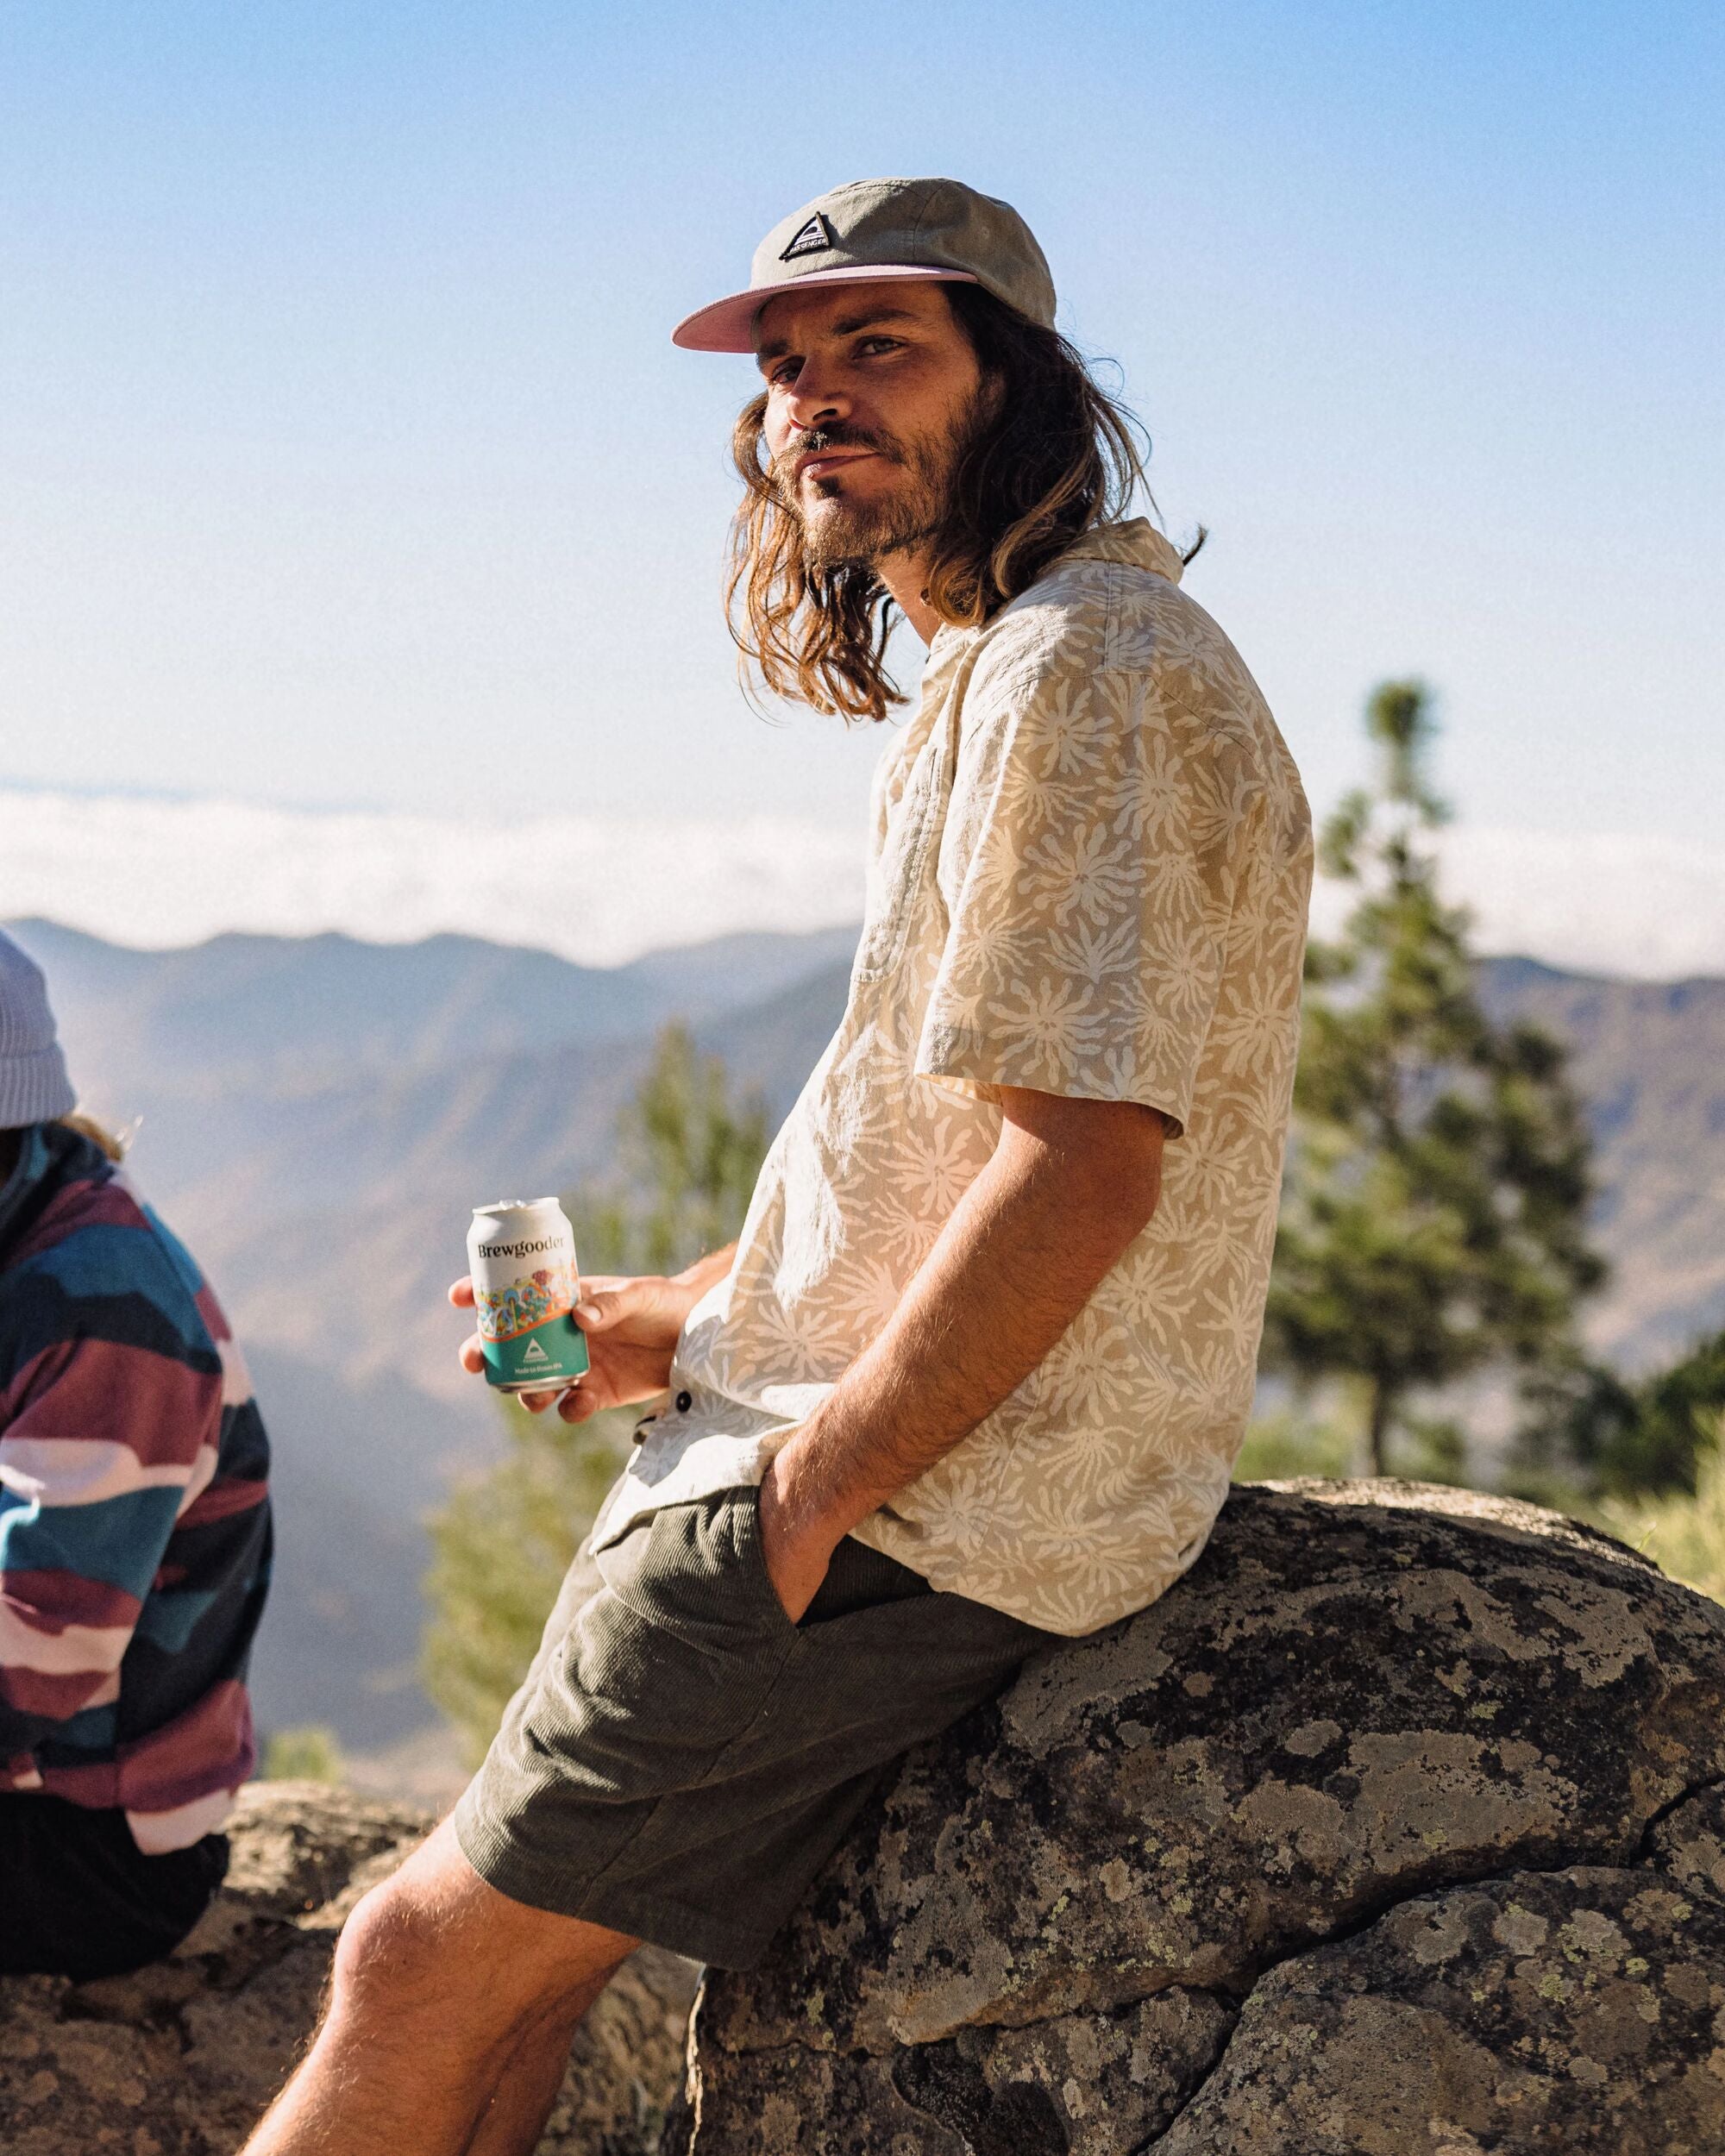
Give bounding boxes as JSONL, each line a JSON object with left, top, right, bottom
{"left": 0, "top": 1782, "right": 697, "bottom": 2155}
{"left": 7, "top": 1485, "right": 1723, "bottom": 2153}
{"left": 675, "top": 1480, "right": 1725, "bottom": 2153}
{"left": 1157, "top": 1868, "right": 1725, "bottom": 2155}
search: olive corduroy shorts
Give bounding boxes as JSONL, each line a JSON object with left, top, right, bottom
{"left": 453, "top": 1484, "right": 1051, "bottom": 1969}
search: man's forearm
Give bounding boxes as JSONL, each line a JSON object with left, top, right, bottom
{"left": 766, "top": 1100, "right": 1163, "bottom": 1567}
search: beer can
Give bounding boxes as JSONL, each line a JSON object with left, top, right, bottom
{"left": 466, "top": 1197, "right": 592, "bottom": 1392}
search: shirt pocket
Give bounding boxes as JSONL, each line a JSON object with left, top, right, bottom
{"left": 851, "top": 738, "right": 947, "bottom": 986}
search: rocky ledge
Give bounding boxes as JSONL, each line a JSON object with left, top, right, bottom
{"left": 6, "top": 1482, "right": 1723, "bottom": 2154}
{"left": 0, "top": 1782, "right": 697, "bottom": 2155}
{"left": 672, "top": 1480, "right": 1725, "bottom": 2154}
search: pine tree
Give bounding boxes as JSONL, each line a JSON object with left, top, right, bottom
{"left": 423, "top": 1024, "right": 770, "bottom": 1761}
{"left": 616, "top": 1020, "right": 771, "bottom": 1275}
{"left": 1520, "top": 1326, "right": 1725, "bottom": 1499}
{"left": 1264, "top": 681, "right": 1605, "bottom": 1476}
{"left": 1612, "top": 1327, "right": 1725, "bottom": 1493}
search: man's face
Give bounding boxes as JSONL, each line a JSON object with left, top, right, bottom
{"left": 754, "top": 279, "right": 988, "bottom": 572}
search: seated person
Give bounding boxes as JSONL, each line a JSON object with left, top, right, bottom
{"left": 0, "top": 931, "right": 272, "bottom": 1979}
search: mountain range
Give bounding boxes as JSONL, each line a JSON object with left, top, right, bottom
{"left": 7, "top": 917, "right": 1722, "bottom": 1777}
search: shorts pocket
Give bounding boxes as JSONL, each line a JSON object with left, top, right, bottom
{"left": 595, "top": 1494, "right": 791, "bottom": 1647}
{"left": 731, "top": 1486, "right": 799, "bottom": 1635}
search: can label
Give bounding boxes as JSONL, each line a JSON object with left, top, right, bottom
{"left": 467, "top": 1200, "right": 591, "bottom": 1391}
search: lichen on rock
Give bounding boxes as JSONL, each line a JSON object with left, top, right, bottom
{"left": 679, "top": 1984, "right": 1231, "bottom": 2155}
{"left": 1647, "top": 1777, "right": 1725, "bottom": 1903}
{"left": 678, "top": 1481, "right": 1725, "bottom": 2153}
{"left": 1157, "top": 1867, "right": 1725, "bottom": 2155}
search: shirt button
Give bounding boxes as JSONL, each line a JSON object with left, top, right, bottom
{"left": 675, "top": 1390, "right": 693, "bottom": 1413}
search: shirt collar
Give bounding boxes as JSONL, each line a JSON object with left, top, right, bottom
{"left": 925, "top": 517, "right": 1185, "bottom": 667}
{"left": 1055, "top": 517, "right": 1185, "bottom": 583}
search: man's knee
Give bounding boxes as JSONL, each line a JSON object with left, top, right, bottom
{"left": 324, "top": 1825, "right": 635, "bottom": 2048}
{"left": 329, "top": 1870, "right": 458, "bottom": 2027}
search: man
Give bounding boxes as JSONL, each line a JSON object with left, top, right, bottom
{"left": 246, "top": 177, "right": 1311, "bottom": 2154}
{"left": 0, "top": 931, "right": 272, "bottom": 1977}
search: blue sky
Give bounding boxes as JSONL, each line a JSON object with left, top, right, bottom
{"left": 2, "top": 1, "right": 1720, "bottom": 855}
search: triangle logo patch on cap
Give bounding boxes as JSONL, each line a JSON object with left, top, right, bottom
{"left": 780, "top": 212, "right": 836, "bottom": 262}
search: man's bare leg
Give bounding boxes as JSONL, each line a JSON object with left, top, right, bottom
{"left": 464, "top": 1976, "right": 612, "bottom": 2156}
{"left": 243, "top": 1817, "right": 637, "bottom": 2156}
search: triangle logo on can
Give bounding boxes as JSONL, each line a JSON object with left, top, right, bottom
{"left": 521, "top": 1337, "right": 550, "bottom": 1363}
{"left": 780, "top": 213, "right": 836, "bottom": 262}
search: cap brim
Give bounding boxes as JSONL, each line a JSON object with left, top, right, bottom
{"left": 672, "top": 264, "right": 979, "bottom": 353}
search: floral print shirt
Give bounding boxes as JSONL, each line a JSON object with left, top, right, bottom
{"left": 593, "top": 520, "right": 1313, "bottom": 1634}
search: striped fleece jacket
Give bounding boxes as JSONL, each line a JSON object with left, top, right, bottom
{"left": 0, "top": 1121, "right": 271, "bottom": 1853}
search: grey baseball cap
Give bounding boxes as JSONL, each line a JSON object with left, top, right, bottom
{"left": 672, "top": 176, "right": 1057, "bottom": 354}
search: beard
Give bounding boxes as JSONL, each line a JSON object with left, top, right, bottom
{"left": 772, "top": 392, "right": 986, "bottom": 574}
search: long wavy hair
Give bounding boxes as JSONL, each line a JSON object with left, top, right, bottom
{"left": 726, "top": 282, "right": 1192, "bottom": 724}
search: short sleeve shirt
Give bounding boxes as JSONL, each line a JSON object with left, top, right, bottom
{"left": 592, "top": 521, "right": 1314, "bottom": 1634}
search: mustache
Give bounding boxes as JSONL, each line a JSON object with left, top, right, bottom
{"left": 773, "top": 422, "right": 900, "bottom": 478}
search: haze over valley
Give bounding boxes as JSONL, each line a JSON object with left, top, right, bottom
{"left": 10, "top": 918, "right": 1723, "bottom": 1782}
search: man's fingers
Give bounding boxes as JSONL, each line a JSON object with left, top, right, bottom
{"left": 459, "top": 1332, "right": 484, "bottom": 1374}
{"left": 574, "top": 1280, "right": 651, "bottom": 1331}
{"left": 521, "top": 1382, "right": 602, "bottom": 1422}
{"left": 448, "top": 1277, "right": 476, "bottom": 1308}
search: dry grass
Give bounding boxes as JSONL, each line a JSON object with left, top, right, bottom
{"left": 1603, "top": 1423, "right": 1725, "bottom": 1607}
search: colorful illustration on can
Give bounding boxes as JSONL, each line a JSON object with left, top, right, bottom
{"left": 474, "top": 1262, "right": 577, "bottom": 1343}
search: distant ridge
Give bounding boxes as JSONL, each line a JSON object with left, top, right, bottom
{"left": 5, "top": 917, "right": 1722, "bottom": 1755}
{"left": 1474, "top": 959, "right": 1725, "bottom": 1371}
{"left": 6, "top": 916, "right": 862, "bottom": 1089}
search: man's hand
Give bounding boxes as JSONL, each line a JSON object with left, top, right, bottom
{"left": 756, "top": 1444, "right": 843, "bottom": 1624}
{"left": 448, "top": 1244, "right": 736, "bottom": 1422}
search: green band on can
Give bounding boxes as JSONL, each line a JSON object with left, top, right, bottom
{"left": 482, "top": 1310, "right": 591, "bottom": 1390}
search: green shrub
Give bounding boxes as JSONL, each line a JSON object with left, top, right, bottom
{"left": 423, "top": 1403, "right": 632, "bottom": 1764}
{"left": 260, "top": 1725, "right": 345, "bottom": 1783}
{"left": 1233, "top": 1412, "right": 1358, "bottom": 1482}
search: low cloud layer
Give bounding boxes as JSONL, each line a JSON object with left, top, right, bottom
{"left": 0, "top": 791, "right": 865, "bottom": 968}
{"left": 2, "top": 788, "right": 1719, "bottom": 980}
